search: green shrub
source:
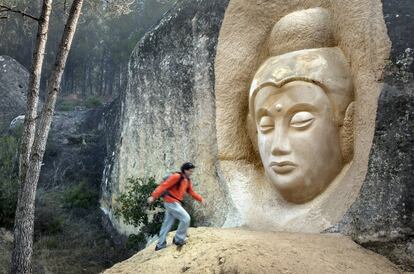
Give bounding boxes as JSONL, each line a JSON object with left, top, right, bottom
{"left": 0, "top": 133, "right": 20, "bottom": 228}
{"left": 44, "top": 139, "right": 59, "bottom": 158}
{"left": 0, "top": 179, "right": 18, "bottom": 229}
{"left": 57, "top": 99, "right": 79, "bottom": 111}
{"left": 63, "top": 182, "right": 98, "bottom": 209}
{"left": 44, "top": 238, "right": 59, "bottom": 249}
{"left": 35, "top": 211, "right": 64, "bottom": 236}
{"left": 84, "top": 96, "right": 103, "bottom": 108}
{"left": 125, "top": 233, "right": 146, "bottom": 251}
{"left": 115, "top": 176, "right": 199, "bottom": 250}
{"left": 114, "top": 177, "right": 164, "bottom": 240}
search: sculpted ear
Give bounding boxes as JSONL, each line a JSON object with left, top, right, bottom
{"left": 247, "top": 114, "right": 259, "bottom": 154}
{"left": 340, "top": 102, "right": 354, "bottom": 163}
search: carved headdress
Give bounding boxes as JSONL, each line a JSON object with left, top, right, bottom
{"left": 247, "top": 8, "right": 354, "bottom": 162}
{"left": 248, "top": 7, "right": 353, "bottom": 124}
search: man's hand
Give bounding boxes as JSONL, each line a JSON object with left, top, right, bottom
{"left": 200, "top": 199, "right": 207, "bottom": 207}
{"left": 147, "top": 196, "right": 155, "bottom": 204}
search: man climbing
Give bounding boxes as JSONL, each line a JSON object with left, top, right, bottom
{"left": 147, "top": 162, "right": 205, "bottom": 251}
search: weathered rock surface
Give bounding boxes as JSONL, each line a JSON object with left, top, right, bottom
{"left": 103, "top": 227, "right": 401, "bottom": 274}
{"left": 100, "top": 0, "right": 231, "bottom": 234}
{"left": 101, "top": 0, "right": 413, "bottom": 270}
{"left": 326, "top": 0, "right": 414, "bottom": 269}
{"left": 0, "top": 55, "right": 29, "bottom": 130}
{"left": 38, "top": 108, "right": 106, "bottom": 188}
{"left": 0, "top": 56, "right": 107, "bottom": 191}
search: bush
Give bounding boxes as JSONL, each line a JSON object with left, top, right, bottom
{"left": 114, "top": 177, "right": 164, "bottom": 241}
{"left": 44, "top": 238, "right": 59, "bottom": 249}
{"left": 44, "top": 139, "right": 59, "bottom": 158}
{"left": 35, "top": 211, "right": 64, "bottom": 236}
{"left": 84, "top": 96, "right": 103, "bottom": 108}
{"left": 125, "top": 233, "right": 146, "bottom": 251}
{"left": 63, "top": 182, "right": 98, "bottom": 209}
{"left": 0, "top": 133, "right": 20, "bottom": 228}
{"left": 57, "top": 99, "right": 79, "bottom": 111}
{"left": 115, "top": 176, "right": 199, "bottom": 250}
{"left": 0, "top": 179, "right": 18, "bottom": 229}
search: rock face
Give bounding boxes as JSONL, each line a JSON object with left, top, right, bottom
{"left": 103, "top": 227, "right": 401, "bottom": 274}
{"left": 215, "top": 0, "right": 390, "bottom": 233}
{"left": 100, "top": 0, "right": 231, "bottom": 234}
{"left": 327, "top": 0, "right": 414, "bottom": 269}
{"left": 101, "top": 0, "right": 413, "bottom": 270}
{"left": 38, "top": 108, "right": 106, "bottom": 189}
{"left": 0, "top": 55, "right": 28, "bottom": 130}
{"left": 0, "top": 55, "right": 107, "bottom": 193}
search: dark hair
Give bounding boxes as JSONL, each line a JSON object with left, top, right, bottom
{"left": 181, "top": 162, "right": 195, "bottom": 172}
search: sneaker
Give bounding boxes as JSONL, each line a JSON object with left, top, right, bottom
{"left": 155, "top": 242, "right": 166, "bottom": 251}
{"left": 172, "top": 237, "right": 186, "bottom": 246}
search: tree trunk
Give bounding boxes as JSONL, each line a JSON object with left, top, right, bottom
{"left": 11, "top": 1, "right": 84, "bottom": 273}
{"left": 11, "top": 0, "right": 52, "bottom": 273}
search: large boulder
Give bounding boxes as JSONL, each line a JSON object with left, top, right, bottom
{"left": 101, "top": 0, "right": 413, "bottom": 270}
{"left": 327, "top": 0, "right": 414, "bottom": 268}
{"left": 100, "top": 0, "right": 231, "bottom": 234}
{"left": 0, "top": 56, "right": 28, "bottom": 130}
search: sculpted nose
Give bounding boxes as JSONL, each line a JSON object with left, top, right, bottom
{"left": 271, "top": 122, "right": 291, "bottom": 155}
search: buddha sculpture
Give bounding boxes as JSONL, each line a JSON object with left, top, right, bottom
{"left": 247, "top": 8, "right": 354, "bottom": 204}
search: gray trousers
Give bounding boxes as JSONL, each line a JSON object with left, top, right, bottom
{"left": 156, "top": 202, "right": 191, "bottom": 248}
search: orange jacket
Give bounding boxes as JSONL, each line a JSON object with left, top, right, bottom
{"left": 151, "top": 173, "right": 203, "bottom": 203}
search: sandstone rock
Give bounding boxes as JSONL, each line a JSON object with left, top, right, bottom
{"left": 103, "top": 227, "right": 401, "bottom": 274}
{"left": 101, "top": 0, "right": 413, "bottom": 270}
{"left": 327, "top": 1, "right": 414, "bottom": 269}
{"left": 100, "top": 0, "right": 231, "bottom": 234}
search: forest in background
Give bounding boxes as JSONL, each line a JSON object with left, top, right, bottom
{"left": 0, "top": 0, "right": 175, "bottom": 103}
{"left": 0, "top": 1, "right": 176, "bottom": 272}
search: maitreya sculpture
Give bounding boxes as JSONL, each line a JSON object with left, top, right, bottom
{"left": 247, "top": 8, "right": 354, "bottom": 204}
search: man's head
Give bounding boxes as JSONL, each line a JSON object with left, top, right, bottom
{"left": 248, "top": 48, "right": 354, "bottom": 203}
{"left": 181, "top": 162, "right": 195, "bottom": 177}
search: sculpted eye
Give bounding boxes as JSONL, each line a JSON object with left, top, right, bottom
{"left": 290, "top": 111, "right": 315, "bottom": 128}
{"left": 258, "top": 116, "right": 274, "bottom": 133}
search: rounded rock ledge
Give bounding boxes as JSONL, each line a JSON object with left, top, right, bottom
{"left": 103, "top": 227, "right": 401, "bottom": 274}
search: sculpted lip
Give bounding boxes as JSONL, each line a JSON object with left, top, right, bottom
{"left": 270, "top": 161, "right": 296, "bottom": 174}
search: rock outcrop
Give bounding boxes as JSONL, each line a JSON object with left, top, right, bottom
{"left": 0, "top": 55, "right": 29, "bottom": 130}
{"left": 101, "top": 0, "right": 413, "bottom": 270}
{"left": 103, "top": 227, "right": 401, "bottom": 274}
{"left": 100, "top": 0, "right": 231, "bottom": 234}
{"left": 38, "top": 108, "right": 106, "bottom": 188}
{"left": 327, "top": 0, "right": 414, "bottom": 268}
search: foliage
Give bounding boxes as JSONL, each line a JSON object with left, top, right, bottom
{"left": 43, "top": 238, "right": 59, "bottom": 249}
{"left": 0, "top": 0, "right": 176, "bottom": 99}
{"left": 0, "top": 177, "right": 18, "bottom": 229}
{"left": 63, "top": 182, "right": 98, "bottom": 209}
{"left": 114, "top": 177, "right": 165, "bottom": 246}
{"left": 44, "top": 139, "right": 58, "bottom": 158}
{"left": 56, "top": 98, "right": 80, "bottom": 111}
{"left": 0, "top": 126, "right": 21, "bottom": 229}
{"left": 34, "top": 212, "right": 64, "bottom": 236}
{"left": 125, "top": 233, "right": 146, "bottom": 250}
{"left": 84, "top": 95, "right": 103, "bottom": 108}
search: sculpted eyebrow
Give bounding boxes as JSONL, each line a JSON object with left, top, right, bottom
{"left": 285, "top": 103, "right": 318, "bottom": 115}
{"left": 256, "top": 108, "right": 272, "bottom": 120}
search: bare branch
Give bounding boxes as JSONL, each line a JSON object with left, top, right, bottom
{"left": 0, "top": 4, "right": 39, "bottom": 21}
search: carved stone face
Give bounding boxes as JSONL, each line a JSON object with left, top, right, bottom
{"left": 254, "top": 81, "right": 343, "bottom": 203}
{"left": 248, "top": 48, "right": 354, "bottom": 204}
